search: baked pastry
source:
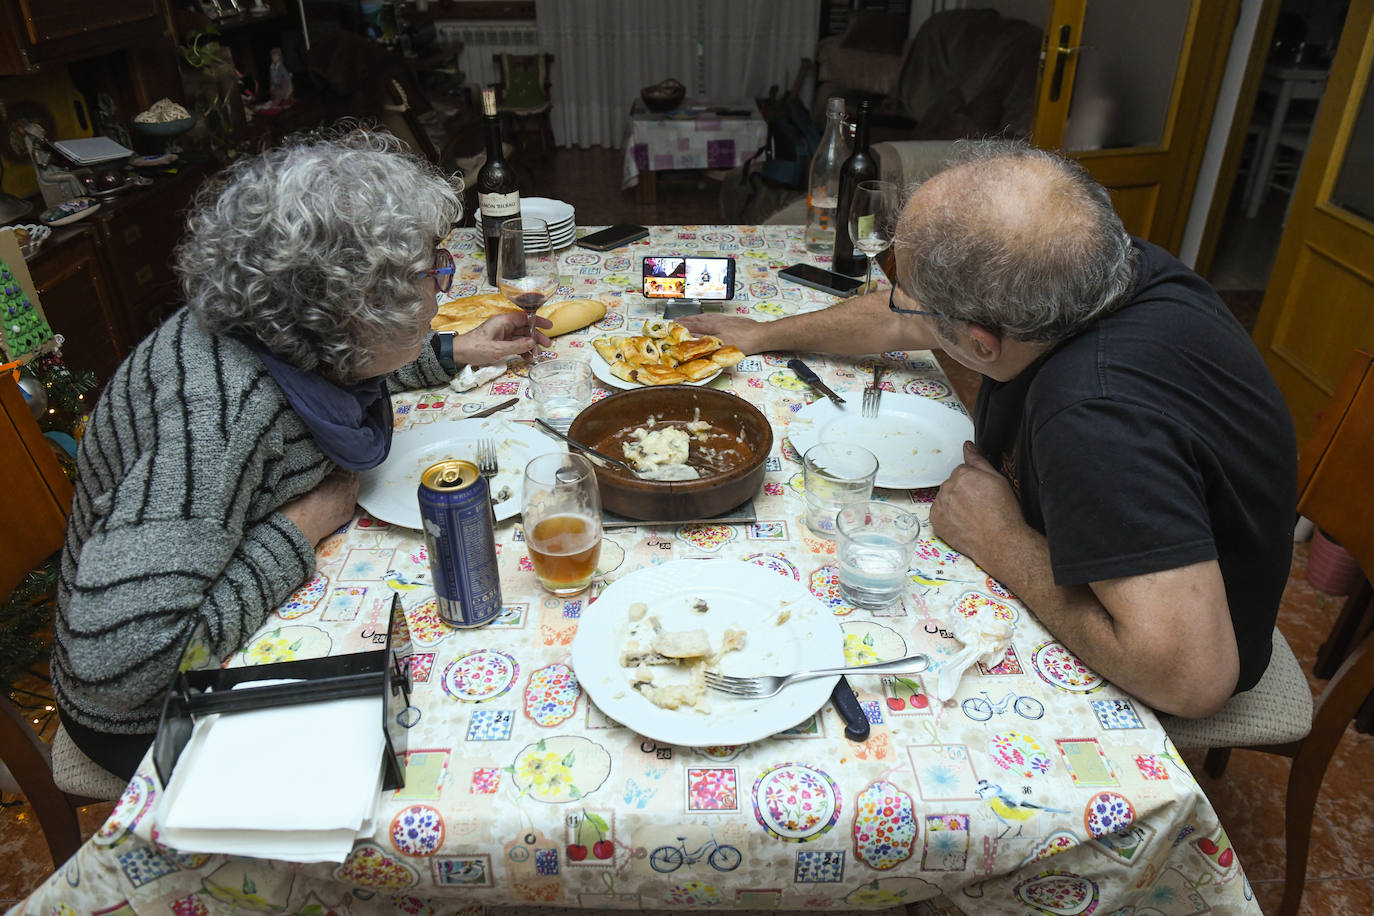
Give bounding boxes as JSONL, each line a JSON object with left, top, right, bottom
{"left": 592, "top": 320, "right": 739, "bottom": 386}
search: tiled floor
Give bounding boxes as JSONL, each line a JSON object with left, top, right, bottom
{"left": 5, "top": 149, "right": 1369, "bottom": 911}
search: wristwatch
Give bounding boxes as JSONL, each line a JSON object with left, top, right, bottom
{"left": 432, "top": 331, "right": 458, "bottom": 374}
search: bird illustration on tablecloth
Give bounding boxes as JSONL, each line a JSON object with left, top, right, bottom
{"left": 382, "top": 569, "right": 426, "bottom": 591}
{"left": 976, "top": 779, "right": 1070, "bottom": 837}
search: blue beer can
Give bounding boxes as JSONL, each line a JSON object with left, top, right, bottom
{"left": 418, "top": 459, "right": 502, "bottom": 627}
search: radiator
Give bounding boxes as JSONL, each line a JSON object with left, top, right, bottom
{"left": 434, "top": 21, "right": 541, "bottom": 91}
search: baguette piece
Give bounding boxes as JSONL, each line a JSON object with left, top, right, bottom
{"left": 537, "top": 298, "right": 607, "bottom": 337}
{"left": 431, "top": 292, "right": 523, "bottom": 335}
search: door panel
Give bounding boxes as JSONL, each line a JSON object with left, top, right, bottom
{"left": 1032, "top": 0, "right": 1239, "bottom": 251}
{"left": 1253, "top": 0, "right": 1374, "bottom": 447}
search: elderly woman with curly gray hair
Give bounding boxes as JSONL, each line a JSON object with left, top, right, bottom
{"left": 51, "top": 127, "right": 544, "bottom": 780}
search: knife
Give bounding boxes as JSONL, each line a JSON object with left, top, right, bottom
{"left": 787, "top": 358, "right": 846, "bottom": 406}
{"left": 468, "top": 397, "right": 519, "bottom": 419}
{"left": 831, "top": 676, "right": 870, "bottom": 742}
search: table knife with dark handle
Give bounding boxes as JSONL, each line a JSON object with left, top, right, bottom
{"left": 831, "top": 675, "right": 870, "bottom": 741}
{"left": 787, "top": 358, "right": 846, "bottom": 406}
{"left": 468, "top": 397, "right": 520, "bottom": 420}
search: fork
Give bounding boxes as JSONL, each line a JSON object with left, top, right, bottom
{"left": 476, "top": 438, "right": 499, "bottom": 479}
{"left": 704, "top": 653, "right": 928, "bottom": 699}
{"left": 862, "top": 364, "right": 887, "bottom": 418}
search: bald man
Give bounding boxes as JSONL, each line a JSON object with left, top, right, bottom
{"left": 681, "top": 142, "right": 1297, "bottom": 718}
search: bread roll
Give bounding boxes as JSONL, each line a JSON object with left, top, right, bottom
{"left": 536, "top": 298, "right": 607, "bottom": 337}
{"left": 431, "top": 293, "right": 522, "bottom": 335}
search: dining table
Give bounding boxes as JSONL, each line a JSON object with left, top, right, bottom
{"left": 14, "top": 226, "right": 1261, "bottom": 915}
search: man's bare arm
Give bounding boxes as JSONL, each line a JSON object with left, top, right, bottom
{"left": 679, "top": 290, "right": 936, "bottom": 356}
{"left": 931, "top": 443, "right": 1240, "bottom": 717}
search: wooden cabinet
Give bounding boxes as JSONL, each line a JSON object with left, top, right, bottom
{"left": 0, "top": 0, "right": 165, "bottom": 75}
{"left": 0, "top": 374, "right": 72, "bottom": 598}
{"left": 27, "top": 229, "right": 126, "bottom": 384}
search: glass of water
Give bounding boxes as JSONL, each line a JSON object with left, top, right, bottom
{"left": 836, "top": 501, "right": 920, "bottom": 609}
{"left": 802, "top": 443, "right": 878, "bottom": 538}
{"left": 529, "top": 359, "right": 592, "bottom": 432}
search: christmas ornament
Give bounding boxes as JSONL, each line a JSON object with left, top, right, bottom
{"left": 17, "top": 374, "right": 47, "bottom": 419}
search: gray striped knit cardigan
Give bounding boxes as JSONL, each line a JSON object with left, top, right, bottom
{"left": 52, "top": 308, "right": 453, "bottom": 736}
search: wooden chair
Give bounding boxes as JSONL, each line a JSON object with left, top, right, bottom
{"left": 492, "top": 52, "right": 555, "bottom": 158}
{"left": 1159, "top": 348, "right": 1374, "bottom": 916}
{"left": 0, "top": 374, "right": 127, "bottom": 866}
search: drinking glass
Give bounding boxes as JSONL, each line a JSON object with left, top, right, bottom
{"left": 497, "top": 217, "right": 558, "bottom": 335}
{"left": 522, "top": 453, "right": 602, "bottom": 596}
{"left": 802, "top": 443, "right": 878, "bottom": 538}
{"left": 836, "top": 501, "right": 920, "bottom": 609}
{"left": 847, "top": 179, "right": 900, "bottom": 294}
{"left": 529, "top": 359, "right": 593, "bottom": 432}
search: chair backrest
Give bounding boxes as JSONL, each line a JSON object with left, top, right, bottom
{"left": 493, "top": 53, "right": 553, "bottom": 109}
{"left": 1296, "top": 348, "right": 1374, "bottom": 579}
{"left": 0, "top": 373, "right": 72, "bottom": 601}
{"left": 383, "top": 78, "right": 442, "bottom": 165}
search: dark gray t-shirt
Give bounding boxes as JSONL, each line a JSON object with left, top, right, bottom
{"left": 974, "top": 239, "right": 1297, "bottom": 694}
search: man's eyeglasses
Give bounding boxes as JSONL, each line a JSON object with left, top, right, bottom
{"left": 418, "top": 248, "right": 456, "bottom": 294}
{"left": 888, "top": 282, "right": 938, "bottom": 318}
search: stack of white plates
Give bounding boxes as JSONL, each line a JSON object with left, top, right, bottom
{"left": 475, "top": 197, "right": 577, "bottom": 250}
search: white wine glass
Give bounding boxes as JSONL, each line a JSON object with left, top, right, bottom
{"left": 847, "top": 180, "right": 901, "bottom": 294}
{"left": 497, "top": 217, "right": 558, "bottom": 335}
{"left": 521, "top": 452, "right": 602, "bottom": 596}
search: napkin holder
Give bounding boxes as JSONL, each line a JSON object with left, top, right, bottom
{"left": 153, "top": 594, "right": 413, "bottom": 791}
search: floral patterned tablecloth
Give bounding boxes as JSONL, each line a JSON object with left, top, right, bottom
{"left": 16, "top": 227, "right": 1260, "bottom": 916}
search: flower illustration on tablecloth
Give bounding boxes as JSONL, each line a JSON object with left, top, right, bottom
{"left": 390, "top": 804, "right": 445, "bottom": 857}
{"left": 688, "top": 768, "right": 738, "bottom": 811}
{"left": 440, "top": 649, "right": 518, "bottom": 702}
{"left": 1084, "top": 791, "right": 1136, "bottom": 838}
{"left": 668, "top": 881, "right": 722, "bottom": 905}
{"left": 243, "top": 627, "right": 302, "bottom": 663}
{"left": 524, "top": 663, "right": 581, "bottom": 727}
{"left": 753, "top": 762, "right": 841, "bottom": 841}
{"left": 333, "top": 843, "right": 419, "bottom": 891}
{"left": 990, "top": 732, "right": 1053, "bottom": 778}
{"left": 844, "top": 632, "right": 881, "bottom": 666}
{"left": 852, "top": 781, "right": 917, "bottom": 870}
{"left": 1033, "top": 641, "right": 1104, "bottom": 692}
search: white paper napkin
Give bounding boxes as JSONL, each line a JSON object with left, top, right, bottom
{"left": 934, "top": 616, "right": 1015, "bottom": 702}
{"left": 449, "top": 357, "right": 513, "bottom": 393}
{"left": 157, "top": 683, "right": 385, "bottom": 863}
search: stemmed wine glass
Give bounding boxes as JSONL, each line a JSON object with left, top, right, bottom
{"left": 847, "top": 180, "right": 901, "bottom": 294}
{"left": 497, "top": 217, "right": 558, "bottom": 335}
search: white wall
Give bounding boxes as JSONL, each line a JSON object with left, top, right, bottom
{"left": 1179, "top": 0, "right": 1264, "bottom": 267}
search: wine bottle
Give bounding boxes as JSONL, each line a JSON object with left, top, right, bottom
{"left": 477, "top": 87, "right": 520, "bottom": 288}
{"left": 832, "top": 99, "right": 877, "bottom": 277}
{"left": 805, "top": 97, "right": 850, "bottom": 253}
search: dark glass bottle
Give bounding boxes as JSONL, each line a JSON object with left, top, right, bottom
{"left": 477, "top": 87, "right": 520, "bottom": 287}
{"left": 832, "top": 99, "right": 877, "bottom": 277}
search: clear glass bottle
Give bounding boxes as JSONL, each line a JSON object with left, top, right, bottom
{"left": 805, "top": 97, "right": 850, "bottom": 253}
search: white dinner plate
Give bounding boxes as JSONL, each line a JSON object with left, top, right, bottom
{"left": 357, "top": 417, "right": 563, "bottom": 528}
{"left": 589, "top": 342, "right": 722, "bottom": 390}
{"left": 571, "top": 559, "right": 845, "bottom": 746}
{"left": 475, "top": 228, "right": 576, "bottom": 251}
{"left": 786, "top": 393, "right": 974, "bottom": 489}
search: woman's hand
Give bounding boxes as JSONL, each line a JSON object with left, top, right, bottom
{"left": 453, "top": 311, "right": 553, "bottom": 365}
{"left": 280, "top": 469, "right": 359, "bottom": 546}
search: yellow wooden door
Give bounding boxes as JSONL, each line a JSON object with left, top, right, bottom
{"left": 1031, "top": 0, "right": 1239, "bottom": 251}
{"left": 1252, "top": 0, "right": 1374, "bottom": 448}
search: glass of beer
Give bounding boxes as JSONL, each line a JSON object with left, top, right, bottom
{"left": 521, "top": 453, "right": 603, "bottom": 596}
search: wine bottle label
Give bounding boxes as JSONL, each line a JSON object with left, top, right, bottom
{"left": 479, "top": 191, "right": 520, "bottom": 217}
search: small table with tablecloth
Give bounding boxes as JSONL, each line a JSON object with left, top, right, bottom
{"left": 14, "top": 226, "right": 1260, "bottom": 915}
{"left": 622, "top": 102, "right": 768, "bottom": 205}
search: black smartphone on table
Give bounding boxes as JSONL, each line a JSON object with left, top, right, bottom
{"left": 576, "top": 224, "right": 650, "bottom": 251}
{"left": 778, "top": 263, "right": 864, "bottom": 298}
{"left": 642, "top": 256, "right": 736, "bottom": 300}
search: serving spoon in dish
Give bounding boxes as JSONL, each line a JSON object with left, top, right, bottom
{"left": 534, "top": 419, "right": 699, "bottom": 480}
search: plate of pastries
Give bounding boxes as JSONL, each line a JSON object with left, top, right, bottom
{"left": 591, "top": 319, "right": 744, "bottom": 388}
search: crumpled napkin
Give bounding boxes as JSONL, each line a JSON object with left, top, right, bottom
{"left": 448, "top": 358, "right": 513, "bottom": 393}
{"left": 934, "top": 615, "right": 1015, "bottom": 701}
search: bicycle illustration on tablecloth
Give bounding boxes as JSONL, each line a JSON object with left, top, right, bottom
{"left": 961, "top": 689, "right": 1045, "bottom": 722}
{"left": 648, "top": 832, "right": 742, "bottom": 872}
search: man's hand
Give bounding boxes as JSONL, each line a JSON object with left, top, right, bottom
{"left": 929, "top": 441, "right": 1025, "bottom": 559}
{"left": 454, "top": 311, "right": 553, "bottom": 364}
{"left": 677, "top": 313, "right": 770, "bottom": 355}
{"left": 280, "top": 469, "right": 359, "bottom": 546}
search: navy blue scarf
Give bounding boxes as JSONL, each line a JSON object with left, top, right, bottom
{"left": 247, "top": 340, "right": 393, "bottom": 471}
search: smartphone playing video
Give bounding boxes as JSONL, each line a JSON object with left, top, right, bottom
{"left": 576, "top": 224, "right": 650, "bottom": 251}
{"left": 778, "top": 263, "right": 864, "bottom": 298}
{"left": 642, "top": 256, "right": 736, "bottom": 300}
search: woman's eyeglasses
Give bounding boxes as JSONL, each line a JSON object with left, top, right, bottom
{"left": 888, "top": 283, "right": 938, "bottom": 317}
{"left": 419, "top": 248, "right": 456, "bottom": 294}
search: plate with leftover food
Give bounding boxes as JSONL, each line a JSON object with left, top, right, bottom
{"left": 571, "top": 558, "right": 844, "bottom": 745}
{"left": 787, "top": 392, "right": 974, "bottom": 489}
{"left": 357, "top": 417, "right": 563, "bottom": 528}
{"left": 590, "top": 318, "right": 743, "bottom": 389}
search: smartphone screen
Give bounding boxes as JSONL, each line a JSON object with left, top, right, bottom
{"left": 576, "top": 224, "right": 649, "bottom": 251}
{"left": 642, "top": 257, "right": 736, "bottom": 300}
{"left": 778, "top": 263, "right": 864, "bottom": 297}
